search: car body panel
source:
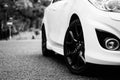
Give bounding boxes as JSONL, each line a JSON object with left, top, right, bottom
{"left": 43, "top": 0, "right": 120, "bottom": 65}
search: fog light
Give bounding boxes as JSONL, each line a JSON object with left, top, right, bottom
{"left": 105, "top": 38, "right": 119, "bottom": 50}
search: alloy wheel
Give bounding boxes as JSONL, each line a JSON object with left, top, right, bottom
{"left": 64, "top": 19, "right": 86, "bottom": 74}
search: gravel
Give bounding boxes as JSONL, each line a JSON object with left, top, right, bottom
{"left": 0, "top": 40, "right": 119, "bottom": 80}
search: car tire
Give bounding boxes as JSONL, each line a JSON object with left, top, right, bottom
{"left": 41, "top": 24, "right": 49, "bottom": 56}
{"left": 64, "top": 19, "right": 87, "bottom": 74}
{"left": 41, "top": 24, "right": 54, "bottom": 56}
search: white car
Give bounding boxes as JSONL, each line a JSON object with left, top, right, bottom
{"left": 41, "top": 0, "right": 120, "bottom": 74}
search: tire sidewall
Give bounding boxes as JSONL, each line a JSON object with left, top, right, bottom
{"left": 41, "top": 24, "right": 47, "bottom": 56}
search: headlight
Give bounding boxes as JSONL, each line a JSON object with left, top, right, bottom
{"left": 89, "top": 0, "right": 120, "bottom": 12}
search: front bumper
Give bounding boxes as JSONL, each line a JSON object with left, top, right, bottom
{"left": 80, "top": 0, "right": 120, "bottom": 65}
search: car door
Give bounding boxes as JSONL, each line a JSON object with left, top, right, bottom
{"left": 45, "top": 0, "right": 71, "bottom": 44}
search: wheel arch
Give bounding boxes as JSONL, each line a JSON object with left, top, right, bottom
{"left": 66, "top": 13, "right": 84, "bottom": 38}
{"left": 69, "top": 14, "right": 80, "bottom": 26}
{"left": 68, "top": 13, "right": 85, "bottom": 46}
{"left": 63, "top": 13, "right": 87, "bottom": 74}
{"left": 68, "top": 13, "right": 84, "bottom": 33}
{"left": 64, "top": 13, "right": 85, "bottom": 45}
{"left": 41, "top": 23, "right": 47, "bottom": 38}
{"left": 41, "top": 23, "right": 48, "bottom": 43}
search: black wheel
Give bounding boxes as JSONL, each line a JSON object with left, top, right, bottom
{"left": 41, "top": 24, "right": 49, "bottom": 56}
{"left": 41, "top": 24, "right": 54, "bottom": 56}
{"left": 64, "top": 19, "right": 86, "bottom": 74}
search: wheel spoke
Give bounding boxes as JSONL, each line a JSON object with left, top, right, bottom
{"left": 67, "top": 57, "right": 72, "bottom": 65}
{"left": 69, "top": 31, "right": 77, "bottom": 42}
{"left": 65, "top": 30, "right": 78, "bottom": 50}
{"left": 67, "top": 52, "right": 85, "bottom": 70}
{"left": 66, "top": 41, "right": 85, "bottom": 70}
{"left": 79, "top": 51, "right": 86, "bottom": 64}
{"left": 66, "top": 54, "right": 75, "bottom": 66}
{"left": 68, "top": 54, "right": 77, "bottom": 67}
{"left": 72, "top": 41, "right": 84, "bottom": 54}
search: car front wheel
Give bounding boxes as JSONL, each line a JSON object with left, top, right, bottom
{"left": 41, "top": 24, "right": 49, "bottom": 56}
{"left": 64, "top": 19, "right": 87, "bottom": 74}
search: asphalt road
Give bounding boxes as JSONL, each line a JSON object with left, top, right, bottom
{"left": 0, "top": 40, "right": 120, "bottom": 80}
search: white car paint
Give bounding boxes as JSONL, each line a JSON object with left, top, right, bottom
{"left": 42, "top": 0, "right": 120, "bottom": 65}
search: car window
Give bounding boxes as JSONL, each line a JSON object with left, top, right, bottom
{"left": 52, "top": 0, "right": 61, "bottom": 3}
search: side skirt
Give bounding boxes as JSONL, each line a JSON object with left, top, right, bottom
{"left": 47, "top": 41, "right": 64, "bottom": 55}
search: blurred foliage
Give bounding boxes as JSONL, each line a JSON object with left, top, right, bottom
{"left": 15, "top": 0, "right": 51, "bottom": 18}
{"left": 0, "top": 0, "right": 16, "bottom": 20}
{"left": 0, "top": 0, "right": 51, "bottom": 39}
